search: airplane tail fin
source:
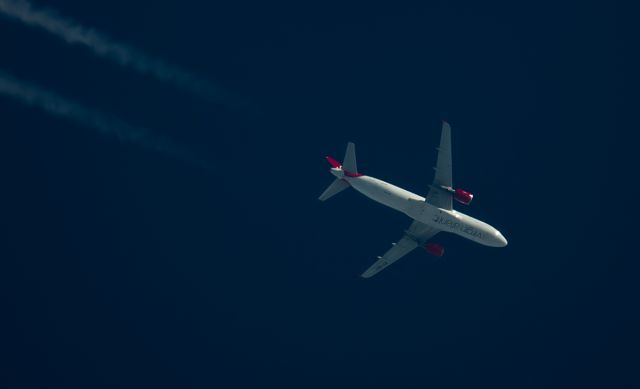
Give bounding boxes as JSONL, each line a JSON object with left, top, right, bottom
{"left": 318, "top": 178, "right": 349, "bottom": 201}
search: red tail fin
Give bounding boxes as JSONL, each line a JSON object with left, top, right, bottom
{"left": 326, "top": 156, "right": 341, "bottom": 168}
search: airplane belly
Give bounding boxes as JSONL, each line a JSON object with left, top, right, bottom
{"left": 346, "top": 176, "right": 504, "bottom": 246}
{"left": 348, "top": 177, "right": 419, "bottom": 213}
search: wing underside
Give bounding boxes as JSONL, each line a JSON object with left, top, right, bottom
{"left": 361, "top": 220, "right": 439, "bottom": 278}
{"left": 425, "top": 121, "right": 453, "bottom": 210}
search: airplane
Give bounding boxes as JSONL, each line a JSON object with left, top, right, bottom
{"left": 319, "top": 121, "right": 508, "bottom": 278}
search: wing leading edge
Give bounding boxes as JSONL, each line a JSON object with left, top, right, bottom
{"left": 361, "top": 220, "right": 439, "bottom": 278}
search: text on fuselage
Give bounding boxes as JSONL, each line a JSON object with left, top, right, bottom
{"left": 433, "top": 214, "right": 483, "bottom": 239}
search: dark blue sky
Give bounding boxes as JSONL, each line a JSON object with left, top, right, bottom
{"left": 1, "top": 1, "right": 631, "bottom": 388}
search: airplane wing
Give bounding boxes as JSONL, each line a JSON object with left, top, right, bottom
{"left": 425, "top": 121, "right": 453, "bottom": 210}
{"left": 361, "top": 220, "right": 439, "bottom": 278}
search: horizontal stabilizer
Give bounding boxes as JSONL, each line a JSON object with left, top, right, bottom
{"left": 343, "top": 142, "right": 358, "bottom": 174}
{"left": 318, "top": 179, "right": 349, "bottom": 201}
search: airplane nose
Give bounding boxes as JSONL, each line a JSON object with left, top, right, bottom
{"left": 497, "top": 232, "right": 508, "bottom": 247}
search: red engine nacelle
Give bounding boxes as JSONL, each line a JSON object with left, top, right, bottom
{"left": 424, "top": 242, "right": 445, "bottom": 257}
{"left": 454, "top": 188, "right": 474, "bottom": 205}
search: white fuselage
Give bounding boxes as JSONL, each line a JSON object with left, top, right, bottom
{"left": 331, "top": 168, "right": 507, "bottom": 247}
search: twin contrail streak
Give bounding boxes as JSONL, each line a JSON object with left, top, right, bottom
{"left": 0, "top": 70, "right": 213, "bottom": 170}
{"left": 0, "top": 0, "right": 225, "bottom": 103}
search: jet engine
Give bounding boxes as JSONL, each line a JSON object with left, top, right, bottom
{"left": 454, "top": 188, "right": 474, "bottom": 205}
{"left": 424, "top": 242, "right": 444, "bottom": 257}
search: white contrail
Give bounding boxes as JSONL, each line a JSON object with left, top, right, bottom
{"left": 0, "top": 0, "right": 226, "bottom": 103}
{"left": 0, "top": 70, "right": 214, "bottom": 170}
